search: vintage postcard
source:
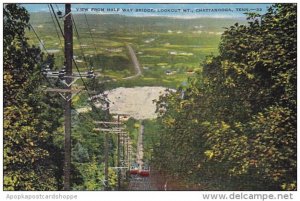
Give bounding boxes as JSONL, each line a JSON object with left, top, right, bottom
{"left": 2, "top": 1, "right": 297, "bottom": 200}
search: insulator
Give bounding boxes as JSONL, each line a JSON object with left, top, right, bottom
{"left": 87, "top": 70, "right": 95, "bottom": 78}
{"left": 58, "top": 70, "right": 66, "bottom": 80}
{"left": 41, "top": 67, "right": 50, "bottom": 75}
{"left": 57, "top": 11, "right": 63, "bottom": 17}
{"left": 41, "top": 69, "right": 48, "bottom": 75}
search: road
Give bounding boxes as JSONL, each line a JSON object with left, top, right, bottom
{"left": 76, "top": 44, "right": 143, "bottom": 113}
{"left": 123, "top": 44, "right": 142, "bottom": 80}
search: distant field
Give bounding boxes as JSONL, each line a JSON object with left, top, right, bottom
{"left": 26, "top": 13, "right": 245, "bottom": 88}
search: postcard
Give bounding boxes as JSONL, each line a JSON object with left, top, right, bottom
{"left": 2, "top": 1, "right": 297, "bottom": 200}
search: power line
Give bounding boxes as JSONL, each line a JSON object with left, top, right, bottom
{"left": 29, "top": 23, "right": 49, "bottom": 55}
{"left": 84, "top": 13, "right": 98, "bottom": 56}
{"left": 49, "top": 4, "right": 65, "bottom": 38}
{"left": 48, "top": 4, "right": 64, "bottom": 51}
{"left": 27, "top": 20, "right": 60, "bottom": 90}
{"left": 42, "top": 4, "right": 113, "bottom": 190}
{"left": 71, "top": 15, "right": 90, "bottom": 71}
{"left": 55, "top": 3, "right": 60, "bottom": 11}
{"left": 48, "top": 11, "right": 104, "bottom": 125}
{"left": 72, "top": 57, "right": 111, "bottom": 125}
{"left": 47, "top": 5, "right": 114, "bottom": 136}
{"left": 72, "top": 59, "right": 98, "bottom": 103}
{"left": 73, "top": 109, "right": 98, "bottom": 126}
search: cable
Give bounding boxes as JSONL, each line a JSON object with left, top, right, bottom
{"left": 72, "top": 58, "right": 110, "bottom": 123}
{"left": 47, "top": 7, "right": 103, "bottom": 122}
{"left": 46, "top": 6, "right": 109, "bottom": 131}
{"left": 49, "top": 4, "right": 65, "bottom": 38}
{"left": 55, "top": 4, "right": 60, "bottom": 11}
{"left": 47, "top": 4, "right": 65, "bottom": 70}
{"left": 84, "top": 13, "right": 98, "bottom": 57}
{"left": 48, "top": 4, "right": 64, "bottom": 51}
{"left": 73, "top": 59, "right": 93, "bottom": 97}
{"left": 84, "top": 13, "right": 102, "bottom": 72}
{"left": 29, "top": 23, "right": 49, "bottom": 55}
{"left": 27, "top": 20, "right": 60, "bottom": 89}
{"left": 71, "top": 15, "right": 90, "bottom": 71}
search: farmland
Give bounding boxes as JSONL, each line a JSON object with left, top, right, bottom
{"left": 27, "top": 13, "right": 246, "bottom": 88}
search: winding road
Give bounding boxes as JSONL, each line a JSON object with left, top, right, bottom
{"left": 123, "top": 44, "right": 142, "bottom": 80}
{"left": 77, "top": 44, "right": 143, "bottom": 113}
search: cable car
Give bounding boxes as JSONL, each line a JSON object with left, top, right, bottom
{"left": 130, "top": 164, "right": 139, "bottom": 175}
{"left": 139, "top": 170, "right": 150, "bottom": 177}
{"left": 138, "top": 165, "right": 150, "bottom": 177}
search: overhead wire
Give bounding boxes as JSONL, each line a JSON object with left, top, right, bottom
{"left": 72, "top": 56, "right": 113, "bottom": 126}
{"left": 29, "top": 23, "right": 49, "bottom": 55}
{"left": 47, "top": 5, "right": 101, "bottom": 112}
{"left": 44, "top": 5, "right": 108, "bottom": 123}
{"left": 25, "top": 4, "right": 109, "bottom": 136}
{"left": 83, "top": 13, "right": 99, "bottom": 87}
{"left": 84, "top": 13, "right": 98, "bottom": 56}
{"left": 48, "top": 4, "right": 64, "bottom": 51}
{"left": 47, "top": 4, "right": 65, "bottom": 73}
{"left": 49, "top": 4, "right": 65, "bottom": 38}
{"left": 71, "top": 15, "right": 90, "bottom": 71}
{"left": 27, "top": 20, "right": 59, "bottom": 89}
{"left": 55, "top": 3, "right": 60, "bottom": 11}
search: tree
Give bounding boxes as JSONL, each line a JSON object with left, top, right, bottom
{"left": 4, "top": 4, "right": 63, "bottom": 190}
{"left": 72, "top": 143, "right": 90, "bottom": 163}
{"left": 154, "top": 3, "right": 296, "bottom": 190}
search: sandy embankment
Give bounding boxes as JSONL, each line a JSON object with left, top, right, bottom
{"left": 76, "top": 86, "right": 174, "bottom": 120}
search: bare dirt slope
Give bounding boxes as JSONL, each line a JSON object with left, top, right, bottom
{"left": 105, "top": 86, "right": 171, "bottom": 119}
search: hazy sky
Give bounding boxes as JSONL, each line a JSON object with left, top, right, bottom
{"left": 22, "top": 3, "right": 272, "bottom": 18}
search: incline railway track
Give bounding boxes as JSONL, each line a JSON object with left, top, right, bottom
{"left": 127, "top": 121, "right": 155, "bottom": 190}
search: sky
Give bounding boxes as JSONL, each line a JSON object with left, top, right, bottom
{"left": 22, "top": 3, "right": 272, "bottom": 18}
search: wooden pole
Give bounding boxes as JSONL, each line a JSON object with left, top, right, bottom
{"left": 63, "top": 3, "right": 73, "bottom": 191}
{"left": 117, "top": 115, "right": 121, "bottom": 190}
{"left": 104, "top": 101, "right": 110, "bottom": 190}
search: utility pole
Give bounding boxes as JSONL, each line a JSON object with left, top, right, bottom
{"left": 104, "top": 101, "right": 110, "bottom": 190}
{"left": 63, "top": 3, "right": 72, "bottom": 191}
{"left": 127, "top": 137, "right": 129, "bottom": 169}
{"left": 122, "top": 134, "right": 125, "bottom": 166}
{"left": 104, "top": 132, "right": 109, "bottom": 190}
{"left": 94, "top": 110, "right": 129, "bottom": 190}
{"left": 117, "top": 115, "right": 121, "bottom": 190}
{"left": 45, "top": 3, "right": 94, "bottom": 191}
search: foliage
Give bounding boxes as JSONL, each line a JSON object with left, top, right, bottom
{"left": 72, "top": 143, "right": 90, "bottom": 163}
{"left": 70, "top": 109, "right": 118, "bottom": 190}
{"left": 4, "top": 4, "right": 63, "bottom": 190}
{"left": 72, "top": 157, "right": 117, "bottom": 190}
{"left": 153, "top": 4, "right": 296, "bottom": 190}
{"left": 142, "top": 119, "right": 162, "bottom": 162}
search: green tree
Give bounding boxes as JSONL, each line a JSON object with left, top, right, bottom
{"left": 4, "top": 4, "right": 63, "bottom": 190}
{"left": 72, "top": 143, "right": 90, "bottom": 163}
{"left": 154, "top": 3, "right": 296, "bottom": 190}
